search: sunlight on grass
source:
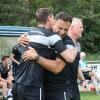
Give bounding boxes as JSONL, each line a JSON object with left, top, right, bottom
{"left": 81, "top": 92, "right": 100, "bottom": 100}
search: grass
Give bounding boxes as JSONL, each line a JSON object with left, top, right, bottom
{"left": 81, "top": 92, "right": 100, "bottom": 100}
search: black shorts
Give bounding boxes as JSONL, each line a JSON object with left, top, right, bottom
{"left": 72, "top": 86, "right": 80, "bottom": 100}
{"left": 45, "top": 91, "right": 71, "bottom": 100}
{"left": 83, "top": 71, "right": 91, "bottom": 80}
{"left": 45, "top": 85, "right": 80, "bottom": 100}
{"left": 12, "top": 82, "right": 45, "bottom": 100}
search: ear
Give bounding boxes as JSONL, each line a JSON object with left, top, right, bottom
{"left": 47, "top": 16, "right": 51, "bottom": 22}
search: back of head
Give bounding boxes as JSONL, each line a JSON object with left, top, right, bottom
{"left": 55, "top": 12, "right": 73, "bottom": 23}
{"left": 36, "top": 7, "right": 53, "bottom": 24}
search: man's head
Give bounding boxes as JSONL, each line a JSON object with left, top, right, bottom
{"left": 80, "top": 52, "right": 86, "bottom": 60}
{"left": 53, "top": 12, "right": 72, "bottom": 38}
{"left": 2, "top": 55, "right": 10, "bottom": 67}
{"left": 68, "top": 18, "right": 84, "bottom": 39}
{"left": 36, "top": 7, "right": 54, "bottom": 29}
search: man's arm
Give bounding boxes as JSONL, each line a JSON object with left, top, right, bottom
{"left": 60, "top": 48, "right": 77, "bottom": 63}
{"left": 22, "top": 48, "right": 66, "bottom": 74}
{"left": 37, "top": 57, "right": 66, "bottom": 74}
{"left": 18, "top": 33, "right": 29, "bottom": 47}
{"left": 50, "top": 36, "right": 77, "bottom": 63}
{"left": 78, "top": 67, "right": 87, "bottom": 90}
{"left": 10, "top": 53, "right": 20, "bottom": 65}
{"left": 78, "top": 67, "right": 85, "bottom": 81}
{"left": 18, "top": 34, "right": 77, "bottom": 63}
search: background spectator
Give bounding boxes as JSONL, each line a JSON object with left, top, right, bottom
{"left": 0, "top": 55, "right": 13, "bottom": 99}
{"left": 79, "top": 52, "right": 100, "bottom": 95}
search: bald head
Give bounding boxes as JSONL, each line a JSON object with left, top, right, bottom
{"left": 68, "top": 17, "right": 84, "bottom": 39}
{"left": 80, "top": 52, "right": 86, "bottom": 60}
{"left": 71, "top": 17, "right": 82, "bottom": 26}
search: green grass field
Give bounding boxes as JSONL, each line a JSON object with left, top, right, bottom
{"left": 81, "top": 92, "right": 100, "bottom": 100}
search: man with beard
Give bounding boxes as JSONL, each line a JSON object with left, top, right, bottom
{"left": 13, "top": 8, "right": 77, "bottom": 100}
{"left": 22, "top": 14, "right": 84, "bottom": 100}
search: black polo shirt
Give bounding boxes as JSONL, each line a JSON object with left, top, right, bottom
{"left": 0, "top": 63, "right": 10, "bottom": 79}
{"left": 45, "top": 36, "right": 80, "bottom": 91}
{"left": 15, "top": 27, "right": 66, "bottom": 88}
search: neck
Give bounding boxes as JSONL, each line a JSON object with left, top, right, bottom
{"left": 68, "top": 33, "right": 77, "bottom": 44}
{"left": 38, "top": 23, "right": 50, "bottom": 30}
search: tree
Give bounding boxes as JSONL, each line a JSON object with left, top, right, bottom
{"left": 0, "top": 0, "right": 100, "bottom": 53}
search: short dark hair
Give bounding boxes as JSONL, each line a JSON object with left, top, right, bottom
{"left": 36, "top": 8, "right": 53, "bottom": 23}
{"left": 2, "top": 55, "right": 9, "bottom": 61}
{"left": 55, "top": 12, "right": 73, "bottom": 23}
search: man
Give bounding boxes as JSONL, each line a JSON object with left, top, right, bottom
{"left": 0, "top": 55, "right": 13, "bottom": 100}
{"left": 10, "top": 44, "right": 21, "bottom": 78}
{"left": 80, "top": 52, "right": 100, "bottom": 95}
{"left": 13, "top": 8, "right": 77, "bottom": 100}
{"left": 22, "top": 15, "right": 84, "bottom": 100}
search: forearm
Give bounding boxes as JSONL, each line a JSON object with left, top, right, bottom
{"left": 78, "top": 67, "right": 85, "bottom": 81}
{"left": 10, "top": 54, "right": 20, "bottom": 65}
{"left": 14, "top": 59, "right": 19, "bottom": 65}
{"left": 12, "top": 58, "right": 20, "bottom": 65}
{"left": 37, "top": 56, "right": 66, "bottom": 74}
{"left": 22, "top": 48, "right": 66, "bottom": 74}
{"left": 60, "top": 48, "right": 77, "bottom": 63}
{"left": 0, "top": 78, "right": 7, "bottom": 83}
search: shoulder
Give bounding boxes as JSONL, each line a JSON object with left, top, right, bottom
{"left": 63, "top": 36, "right": 75, "bottom": 47}
{"left": 29, "top": 27, "right": 57, "bottom": 37}
{"left": 12, "top": 44, "right": 20, "bottom": 53}
{"left": 63, "top": 36, "right": 75, "bottom": 49}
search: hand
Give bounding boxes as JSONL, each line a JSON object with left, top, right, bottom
{"left": 22, "top": 47, "right": 38, "bottom": 61}
{"left": 82, "top": 80, "right": 87, "bottom": 92}
{"left": 82, "top": 80, "right": 87, "bottom": 88}
{"left": 18, "top": 33, "right": 29, "bottom": 47}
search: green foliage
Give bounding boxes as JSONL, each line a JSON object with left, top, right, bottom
{"left": 80, "top": 14, "right": 100, "bottom": 54}
{"left": 0, "top": 0, "right": 100, "bottom": 54}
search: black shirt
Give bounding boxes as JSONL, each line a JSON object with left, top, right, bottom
{"left": 12, "top": 44, "right": 21, "bottom": 77}
{"left": 0, "top": 63, "right": 10, "bottom": 79}
{"left": 45, "top": 36, "right": 80, "bottom": 91}
{"left": 15, "top": 27, "right": 66, "bottom": 88}
{"left": 12, "top": 44, "right": 21, "bottom": 63}
{"left": 63, "top": 36, "right": 80, "bottom": 85}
